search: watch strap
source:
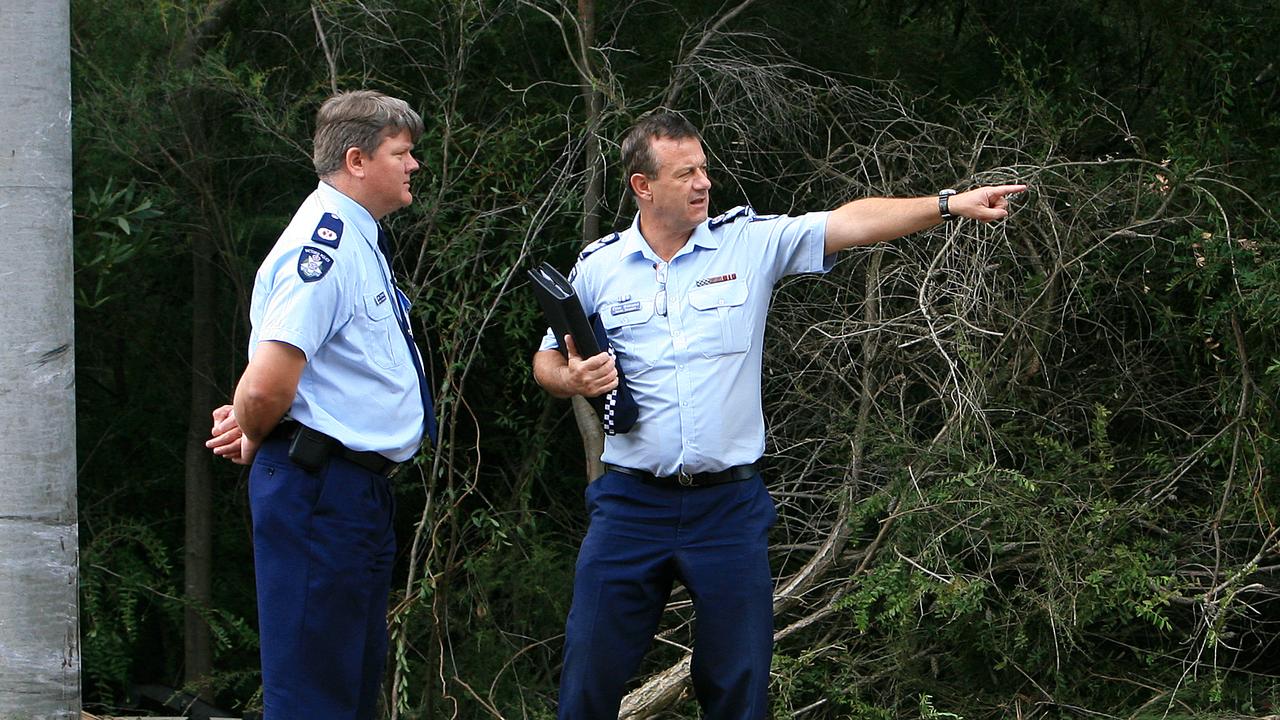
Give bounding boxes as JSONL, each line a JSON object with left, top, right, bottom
{"left": 938, "top": 189, "right": 957, "bottom": 221}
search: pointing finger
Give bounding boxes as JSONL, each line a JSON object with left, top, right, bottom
{"left": 989, "top": 184, "right": 1028, "bottom": 201}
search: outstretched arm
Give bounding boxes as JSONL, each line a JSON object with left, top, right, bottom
{"left": 823, "top": 184, "right": 1027, "bottom": 255}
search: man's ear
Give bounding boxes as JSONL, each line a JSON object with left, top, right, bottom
{"left": 344, "top": 146, "right": 366, "bottom": 179}
{"left": 629, "top": 173, "right": 651, "bottom": 202}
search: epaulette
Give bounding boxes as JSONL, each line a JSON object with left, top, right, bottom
{"left": 577, "top": 232, "right": 620, "bottom": 263}
{"left": 310, "top": 212, "right": 343, "bottom": 248}
{"left": 709, "top": 205, "right": 753, "bottom": 229}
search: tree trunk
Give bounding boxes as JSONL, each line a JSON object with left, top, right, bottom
{"left": 183, "top": 231, "right": 216, "bottom": 690}
{"left": 173, "top": 2, "right": 234, "bottom": 692}
{"left": 571, "top": 396, "right": 605, "bottom": 481}
{"left": 578, "top": 0, "right": 602, "bottom": 247}
{"left": 0, "top": 2, "right": 81, "bottom": 718}
{"left": 574, "top": 0, "right": 606, "bottom": 481}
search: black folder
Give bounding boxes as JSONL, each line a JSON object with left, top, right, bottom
{"left": 528, "top": 261, "right": 600, "bottom": 360}
{"left": 528, "top": 261, "right": 637, "bottom": 434}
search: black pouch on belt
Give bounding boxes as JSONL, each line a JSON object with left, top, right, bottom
{"left": 287, "top": 424, "right": 335, "bottom": 472}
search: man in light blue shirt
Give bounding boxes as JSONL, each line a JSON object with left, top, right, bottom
{"left": 533, "top": 111, "right": 1024, "bottom": 719}
{"left": 206, "top": 90, "right": 435, "bottom": 719}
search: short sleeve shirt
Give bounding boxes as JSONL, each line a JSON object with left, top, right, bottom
{"left": 249, "top": 182, "right": 425, "bottom": 461}
{"left": 539, "top": 206, "right": 833, "bottom": 475}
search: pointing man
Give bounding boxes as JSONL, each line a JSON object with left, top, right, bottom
{"left": 534, "top": 111, "right": 1024, "bottom": 719}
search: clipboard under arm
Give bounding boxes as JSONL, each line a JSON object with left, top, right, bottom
{"left": 528, "top": 261, "right": 637, "bottom": 434}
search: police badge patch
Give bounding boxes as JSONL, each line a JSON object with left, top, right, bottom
{"left": 297, "top": 246, "right": 335, "bottom": 282}
{"left": 311, "top": 212, "right": 343, "bottom": 248}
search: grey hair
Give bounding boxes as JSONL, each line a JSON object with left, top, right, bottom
{"left": 619, "top": 110, "right": 701, "bottom": 195}
{"left": 312, "top": 90, "right": 425, "bottom": 178}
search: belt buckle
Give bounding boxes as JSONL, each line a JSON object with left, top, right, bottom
{"left": 677, "top": 471, "right": 694, "bottom": 487}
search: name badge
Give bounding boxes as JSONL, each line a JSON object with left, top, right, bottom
{"left": 611, "top": 300, "right": 642, "bottom": 315}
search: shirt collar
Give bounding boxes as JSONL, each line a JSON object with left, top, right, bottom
{"left": 688, "top": 217, "right": 720, "bottom": 250}
{"left": 619, "top": 212, "right": 720, "bottom": 262}
{"left": 316, "top": 180, "right": 380, "bottom": 250}
{"left": 619, "top": 215, "right": 654, "bottom": 261}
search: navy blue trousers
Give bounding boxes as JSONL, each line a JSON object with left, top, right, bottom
{"left": 558, "top": 470, "right": 777, "bottom": 720}
{"left": 249, "top": 438, "right": 396, "bottom": 720}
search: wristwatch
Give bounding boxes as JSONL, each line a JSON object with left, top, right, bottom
{"left": 938, "top": 189, "right": 957, "bottom": 221}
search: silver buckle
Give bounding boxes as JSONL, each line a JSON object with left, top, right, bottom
{"left": 678, "top": 471, "right": 694, "bottom": 486}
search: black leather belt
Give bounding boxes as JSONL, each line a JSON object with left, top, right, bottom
{"left": 269, "top": 421, "right": 401, "bottom": 477}
{"left": 605, "top": 462, "right": 759, "bottom": 488}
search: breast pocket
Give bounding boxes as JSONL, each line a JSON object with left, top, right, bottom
{"left": 686, "top": 277, "right": 751, "bottom": 357}
{"left": 599, "top": 298, "right": 657, "bottom": 374}
{"left": 361, "top": 291, "right": 404, "bottom": 369}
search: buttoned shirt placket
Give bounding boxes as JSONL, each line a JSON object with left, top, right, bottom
{"left": 660, "top": 244, "right": 703, "bottom": 474}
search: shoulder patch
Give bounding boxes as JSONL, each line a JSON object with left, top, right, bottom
{"left": 709, "top": 205, "right": 753, "bottom": 229}
{"left": 577, "top": 232, "right": 621, "bottom": 263}
{"left": 297, "top": 246, "right": 335, "bottom": 282}
{"left": 311, "top": 212, "right": 343, "bottom": 248}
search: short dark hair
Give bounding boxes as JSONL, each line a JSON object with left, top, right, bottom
{"left": 312, "top": 90, "right": 425, "bottom": 178}
{"left": 620, "top": 111, "right": 701, "bottom": 194}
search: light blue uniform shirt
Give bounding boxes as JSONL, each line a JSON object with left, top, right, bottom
{"left": 249, "top": 181, "right": 425, "bottom": 462}
{"left": 540, "top": 206, "right": 833, "bottom": 476}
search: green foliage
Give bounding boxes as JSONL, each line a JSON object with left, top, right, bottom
{"left": 73, "top": 178, "right": 164, "bottom": 309}
{"left": 80, "top": 520, "right": 175, "bottom": 701}
{"left": 918, "top": 694, "right": 964, "bottom": 720}
{"left": 80, "top": 513, "right": 261, "bottom": 706}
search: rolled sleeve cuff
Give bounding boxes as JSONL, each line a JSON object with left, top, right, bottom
{"left": 255, "top": 327, "right": 314, "bottom": 360}
{"left": 537, "top": 326, "right": 559, "bottom": 353}
{"left": 813, "top": 211, "right": 837, "bottom": 273}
